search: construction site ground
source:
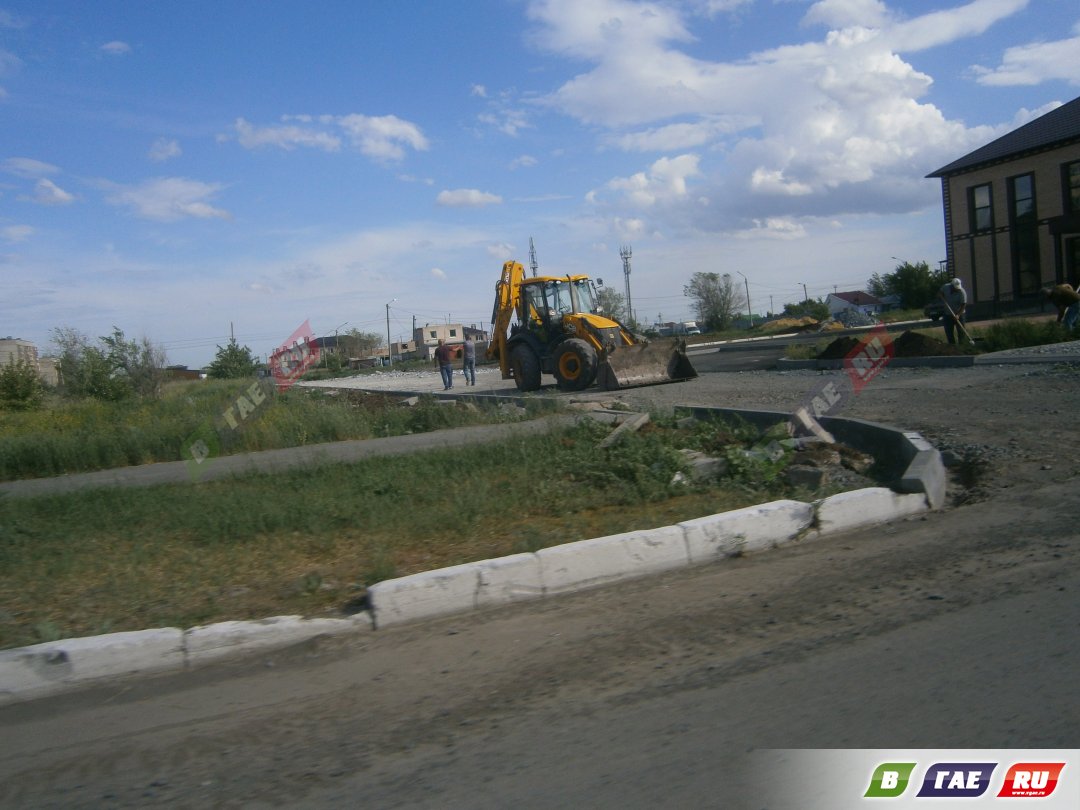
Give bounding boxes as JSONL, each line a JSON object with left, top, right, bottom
{"left": 1, "top": 350, "right": 1079, "bottom": 808}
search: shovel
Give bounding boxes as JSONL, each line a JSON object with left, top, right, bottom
{"left": 941, "top": 299, "right": 975, "bottom": 345}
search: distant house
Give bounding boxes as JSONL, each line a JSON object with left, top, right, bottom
{"left": 927, "top": 94, "right": 1080, "bottom": 316}
{"left": 413, "top": 324, "right": 489, "bottom": 360}
{"left": 826, "top": 291, "right": 884, "bottom": 317}
{"left": 0, "top": 337, "right": 59, "bottom": 385}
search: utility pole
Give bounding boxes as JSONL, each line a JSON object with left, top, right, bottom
{"left": 620, "top": 244, "right": 633, "bottom": 326}
{"left": 737, "top": 271, "right": 753, "bottom": 327}
{"left": 529, "top": 237, "right": 539, "bottom": 278}
{"left": 385, "top": 298, "right": 396, "bottom": 367}
{"left": 801, "top": 283, "right": 808, "bottom": 304}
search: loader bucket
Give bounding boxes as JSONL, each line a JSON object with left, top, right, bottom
{"left": 595, "top": 339, "right": 698, "bottom": 390}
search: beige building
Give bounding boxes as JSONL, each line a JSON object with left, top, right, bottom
{"left": 414, "top": 324, "right": 489, "bottom": 360}
{"left": 0, "top": 338, "right": 59, "bottom": 386}
{"left": 927, "top": 95, "right": 1080, "bottom": 316}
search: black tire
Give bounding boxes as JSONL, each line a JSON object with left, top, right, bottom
{"left": 552, "top": 338, "right": 598, "bottom": 391}
{"left": 510, "top": 344, "right": 542, "bottom": 391}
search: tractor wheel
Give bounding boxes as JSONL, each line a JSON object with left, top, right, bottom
{"left": 510, "top": 344, "right": 542, "bottom": 391}
{"left": 553, "top": 338, "right": 598, "bottom": 391}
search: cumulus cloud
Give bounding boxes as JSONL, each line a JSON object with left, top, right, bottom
{"left": 2, "top": 157, "right": 60, "bottom": 178}
{"left": 599, "top": 154, "right": 702, "bottom": 208}
{"left": 229, "top": 114, "right": 428, "bottom": 161}
{"left": 100, "top": 41, "right": 131, "bottom": 55}
{"left": 32, "top": 178, "right": 75, "bottom": 205}
{"left": 436, "top": 189, "right": 503, "bottom": 207}
{"left": 527, "top": 0, "right": 1028, "bottom": 233}
{"left": 471, "top": 84, "right": 488, "bottom": 97}
{"left": 107, "top": 177, "right": 231, "bottom": 222}
{"left": 149, "top": 138, "right": 182, "bottom": 162}
{"left": 970, "top": 28, "right": 1080, "bottom": 86}
{"left": 430, "top": 267, "right": 447, "bottom": 279}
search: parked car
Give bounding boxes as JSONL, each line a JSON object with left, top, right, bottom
{"left": 923, "top": 299, "right": 947, "bottom": 321}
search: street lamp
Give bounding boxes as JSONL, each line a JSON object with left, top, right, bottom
{"left": 737, "top": 271, "right": 753, "bottom": 327}
{"left": 385, "top": 299, "right": 396, "bottom": 367}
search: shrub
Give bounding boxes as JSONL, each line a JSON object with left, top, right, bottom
{"left": 0, "top": 359, "right": 45, "bottom": 411}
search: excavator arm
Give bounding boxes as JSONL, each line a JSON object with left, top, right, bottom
{"left": 488, "top": 260, "right": 527, "bottom": 378}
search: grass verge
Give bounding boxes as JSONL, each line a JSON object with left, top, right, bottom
{"left": 0, "top": 415, "right": 827, "bottom": 649}
{"left": 0, "top": 381, "right": 536, "bottom": 482}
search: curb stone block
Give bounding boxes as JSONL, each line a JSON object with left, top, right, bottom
{"left": 475, "top": 553, "right": 544, "bottom": 608}
{"left": 0, "top": 628, "right": 184, "bottom": 705}
{"left": 184, "top": 615, "right": 368, "bottom": 667}
{"left": 536, "top": 526, "right": 689, "bottom": 594}
{"left": 680, "top": 500, "right": 814, "bottom": 563}
{"left": 813, "top": 487, "right": 928, "bottom": 536}
{"left": 367, "top": 562, "right": 480, "bottom": 628}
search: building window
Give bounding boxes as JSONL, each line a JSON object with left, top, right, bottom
{"left": 1065, "top": 160, "right": 1080, "bottom": 214}
{"left": 1009, "top": 173, "right": 1040, "bottom": 295}
{"left": 449, "top": 329, "right": 457, "bottom": 337}
{"left": 968, "top": 183, "right": 992, "bottom": 231}
{"left": 429, "top": 330, "right": 437, "bottom": 338}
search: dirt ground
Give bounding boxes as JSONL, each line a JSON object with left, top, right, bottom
{"left": 1, "top": 361, "right": 1078, "bottom": 808}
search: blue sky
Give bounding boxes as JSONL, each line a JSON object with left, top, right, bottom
{"left": 2, "top": 0, "right": 1079, "bottom": 367}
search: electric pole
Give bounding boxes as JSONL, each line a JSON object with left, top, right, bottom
{"left": 529, "top": 237, "right": 539, "bottom": 278}
{"left": 620, "top": 244, "right": 633, "bottom": 325}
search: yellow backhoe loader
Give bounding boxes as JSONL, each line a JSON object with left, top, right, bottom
{"left": 487, "top": 260, "right": 697, "bottom": 392}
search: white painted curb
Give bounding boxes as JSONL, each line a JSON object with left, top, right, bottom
{"left": 680, "top": 499, "right": 814, "bottom": 562}
{"left": 0, "top": 628, "right": 184, "bottom": 704}
{"left": 536, "top": 526, "right": 690, "bottom": 594}
{"left": 810, "top": 487, "right": 928, "bottom": 537}
{"left": 184, "top": 615, "right": 369, "bottom": 667}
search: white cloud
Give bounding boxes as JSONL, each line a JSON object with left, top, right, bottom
{"left": 471, "top": 84, "right": 488, "bottom": 97}
{"left": 32, "top": 178, "right": 75, "bottom": 205}
{"left": 2, "top": 224, "right": 34, "bottom": 242}
{"left": 733, "top": 217, "right": 808, "bottom": 240}
{"left": 430, "top": 267, "right": 447, "bottom": 279}
{"left": 100, "top": 41, "right": 131, "bottom": 56}
{"left": 234, "top": 117, "right": 341, "bottom": 151}
{"left": 509, "top": 154, "right": 538, "bottom": 169}
{"left": 436, "top": 189, "right": 503, "bottom": 207}
{"left": 527, "top": 0, "right": 1030, "bottom": 233}
{"left": 107, "top": 177, "right": 231, "bottom": 222}
{"left": 334, "top": 113, "right": 429, "bottom": 160}
{"left": 149, "top": 138, "right": 182, "bottom": 162}
{"left": 478, "top": 108, "right": 531, "bottom": 137}
{"left": 486, "top": 242, "right": 514, "bottom": 260}
{"left": 610, "top": 116, "right": 757, "bottom": 152}
{"left": 230, "top": 114, "right": 428, "bottom": 161}
{"left": 802, "top": 0, "right": 891, "bottom": 29}
{"left": 3, "top": 157, "right": 60, "bottom": 178}
{"left": 601, "top": 154, "right": 702, "bottom": 208}
{"left": 971, "top": 30, "right": 1080, "bottom": 86}
{"left": 885, "top": 0, "right": 1030, "bottom": 53}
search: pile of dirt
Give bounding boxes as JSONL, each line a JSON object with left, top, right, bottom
{"left": 817, "top": 330, "right": 966, "bottom": 359}
{"left": 817, "top": 336, "right": 861, "bottom": 359}
{"left": 891, "top": 330, "right": 967, "bottom": 357}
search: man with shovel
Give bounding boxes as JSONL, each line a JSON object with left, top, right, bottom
{"left": 937, "top": 277, "right": 969, "bottom": 345}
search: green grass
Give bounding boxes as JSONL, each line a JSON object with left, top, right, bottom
{"left": 0, "top": 415, "right": 826, "bottom": 649}
{"left": 0, "top": 379, "right": 533, "bottom": 481}
{"left": 968, "top": 317, "right": 1074, "bottom": 352}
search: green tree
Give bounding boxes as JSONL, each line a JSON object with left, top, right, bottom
{"left": 52, "top": 326, "right": 133, "bottom": 401}
{"left": 782, "top": 298, "right": 830, "bottom": 320}
{"left": 596, "top": 287, "right": 627, "bottom": 322}
{"left": 101, "top": 328, "right": 168, "bottom": 398}
{"left": 867, "top": 261, "right": 949, "bottom": 308}
{"left": 683, "top": 272, "right": 746, "bottom": 331}
{"left": 0, "top": 358, "right": 46, "bottom": 411}
{"left": 336, "top": 329, "right": 384, "bottom": 360}
{"left": 206, "top": 338, "right": 260, "bottom": 379}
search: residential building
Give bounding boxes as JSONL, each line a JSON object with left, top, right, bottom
{"left": 0, "top": 337, "right": 37, "bottom": 368}
{"left": 927, "top": 95, "right": 1080, "bottom": 317}
{"left": 826, "top": 291, "right": 884, "bottom": 317}
{"left": 413, "top": 324, "right": 489, "bottom": 360}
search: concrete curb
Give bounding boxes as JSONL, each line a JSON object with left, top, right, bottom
{"left": 0, "top": 616, "right": 370, "bottom": 705}
{"left": 0, "top": 407, "right": 946, "bottom": 705}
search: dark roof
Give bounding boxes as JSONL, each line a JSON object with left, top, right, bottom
{"left": 830, "top": 291, "right": 883, "bottom": 306}
{"left": 927, "top": 95, "right": 1080, "bottom": 178}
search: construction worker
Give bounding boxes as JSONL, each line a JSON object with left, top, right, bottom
{"left": 937, "top": 277, "right": 967, "bottom": 345}
{"left": 1043, "top": 283, "right": 1080, "bottom": 330}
